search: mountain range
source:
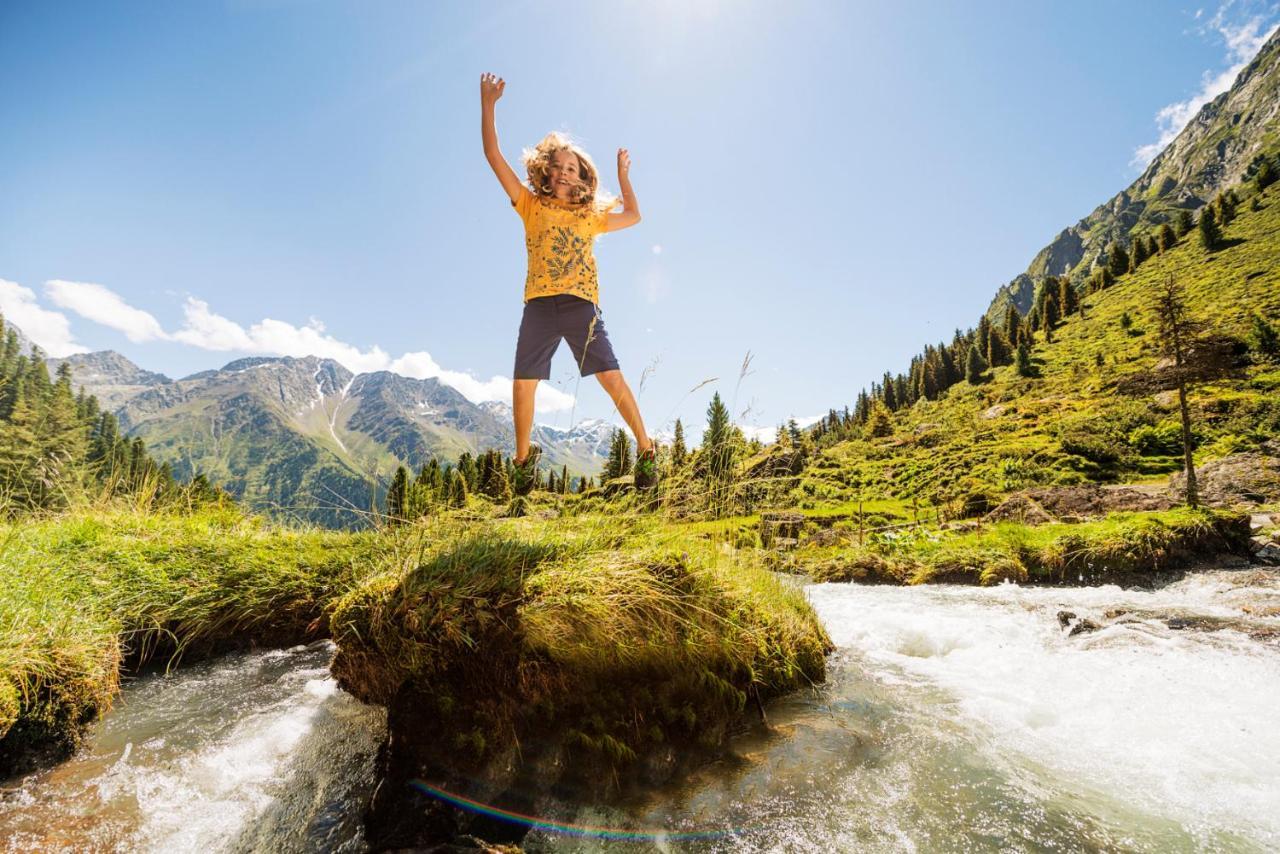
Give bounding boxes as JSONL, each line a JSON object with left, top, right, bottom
{"left": 36, "top": 349, "right": 615, "bottom": 527}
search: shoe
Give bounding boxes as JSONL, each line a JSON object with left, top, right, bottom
{"left": 633, "top": 445, "right": 658, "bottom": 490}
{"left": 513, "top": 444, "right": 541, "bottom": 496}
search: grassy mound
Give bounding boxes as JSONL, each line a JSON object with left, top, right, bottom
{"left": 0, "top": 505, "right": 382, "bottom": 776}
{"left": 329, "top": 515, "right": 830, "bottom": 788}
{"left": 809, "top": 507, "right": 1251, "bottom": 585}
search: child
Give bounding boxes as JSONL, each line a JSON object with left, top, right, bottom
{"left": 480, "top": 71, "right": 656, "bottom": 495}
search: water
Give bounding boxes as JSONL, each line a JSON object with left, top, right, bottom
{"left": 3, "top": 570, "right": 1277, "bottom": 852}
{"left": 533, "top": 567, "right": 1280, "bottom": 852}
{"left": 0, "top": 641, "right": 385, "bottom": 853}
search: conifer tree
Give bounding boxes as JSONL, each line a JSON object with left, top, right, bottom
{"left": 560, "top": 464, "right": 569, "bottom": 494}
{"left": 458, "top": 452, "right": 478, "bottom": 491}
{"left": 1175, "top": 209, "right": 1193, "bottom": 237}
{"left": 1249, "top": 312, "right": 1280, "bottom": 360}
{"left": 671, "top": 418, "right": 687, "bottom": 468}
{"left": 1215, "top": 191, "right": 1236, "bottom": 225}
{"left": 976, "top": 315, "right": 992, "bottom": 365}
{"left": 965, "top": 343, "right": 988, "bottom": 384}
{"left": 702, "top": 392, "right": 735, "bottom": 481}
{"left": 447, "top": 470, "right": 469, "bottom": 507}
{"left": 986, "top": 327, "right": 1011, "bottom": 368}
{"left": 1003, "top": 304, "right": 1020, "bottom": 345}
{"left": 893, "top": 373, "right": 909, "bottom": 407}
{"left": 1058, "top": 276, "right": 1079, "bottom": 317}
{"left": 1254, "top": 157, "right": 1276, "bottom": 193}
{"left": 1145, "top": 234, "right": 1160, "bottom": 260}
{"left": 880, "top": 373, "right": 896, "bottom": 410}
{"left": 865, "top": 400, "right": 893, "bottom": 438}
{"left": 1015, "top": 339, "right": 1033, "bottom": 377}
{"left": 385, "top": 465, "right": 408, "bottom": 521}
{"left": 1106, "top": 242, "right": 1130, "bottom": 278}
{"left": 1198, "top": 205, "right": 1222, "bottom": 251}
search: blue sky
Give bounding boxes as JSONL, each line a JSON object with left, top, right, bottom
{"left": 2, "top": 0, "right": 1278, "bottom": 441}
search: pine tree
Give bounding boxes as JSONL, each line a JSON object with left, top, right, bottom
{"left": 560, "top": 464, "right": 569, "bottom": 494}
{"left": 1175, "top": 209, "right": 1193, "bottom": 237}
{"left": 1215, "top": 191, "right": 1236, "bottom": 225}
{"left": 386, "top": 465, "right": 408, "bottom": 522}
{"left": 881, "top": 372, "right": 896, "bottom": 410}
{"left": 965, "top": 343, "right": 988, "bottom": 384}
{"left": 702, "top": 392, "right": 734, "bottom": 481}
{"left": 1145, "top": 234, "right": 1160, "bottom": 260}
{"left": 671, "top": 418, "right": 687, "bottom": 467}
{"left": 1058, "top": 277, "right": 1079, "bottom": 317}
{"left": 976, "top": 315, "right": 992, "bottom": 365}
{"left": 865, "top": 400, "right": 893, "bottom": 438}
{"left": 605, "top": 428, "right": 631, "bottom": 480}
{"left": 1249, "top": 312, "right": 1280, "bottom": 360}
{"left": 447, "top": 470, "right": 469, "bottom": 507}
{"left": 458, "top": 452, "right": 478, "bottom": 491}
{"left": 1129, "top": 235, "right": 1148, "bottom": 272}
{"left": 1106, "top": 242, "right": 1130, "bottom": 278}
{"left": 1254, "top": 157, "right": 1276, "bottom": 193}
{"left": 1198, "top": 205, "right": 1222, "bottom": 251}
{"left": 1015, "top": 339, "right": 1033, "bottom": 377}
{"left": 1158, "top": 223, "right": 1178, "bottom": 252}
{"left": 1002, "top": 304, "right": 1020, "bottom": 345}
{"left": 986, "top": 327, "right": 1011, "bottom": 368}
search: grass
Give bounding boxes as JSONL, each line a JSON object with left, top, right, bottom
{"left": 807, "top": 507, "right": 1251, "bottom": 586}
{"left": 1, "top": 502, "right": 830, "bottom": 784}
{"left": 329, "top": 513, "right": 830, "bottom": 783}
{"left": 766, "top": 179, "right": 1280, "bottom": 518}
{"left": 0, "top": 503, "right": 383, "bottom": 774}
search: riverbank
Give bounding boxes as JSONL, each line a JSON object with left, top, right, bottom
{"left": 0, "top": 504, "right": 831, "bottom": 831}
{"left": 0, "top": 505, "right": 383, "bottom": 777}
{"left": 802, "top": 507, "right": 1255, "bottom": 586}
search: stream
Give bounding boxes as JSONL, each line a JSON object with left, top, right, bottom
{"left": 3, "top": 567, "right": 1277, "bottom": 852}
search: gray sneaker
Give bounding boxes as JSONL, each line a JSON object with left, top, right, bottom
{"left": 513, "top": 444, "right": 541, "bottom": 496}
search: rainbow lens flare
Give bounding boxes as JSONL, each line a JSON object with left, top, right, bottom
{"left": 409, "top": 779, "right": 742, "bottom": 842}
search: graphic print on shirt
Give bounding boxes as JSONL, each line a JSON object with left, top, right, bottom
{"left": 547, "top": 226, "right": 589, "bottom": 281}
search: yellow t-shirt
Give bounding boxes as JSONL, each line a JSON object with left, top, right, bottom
{"left": 512, "top": 186, "right": 610, "bottom": 304}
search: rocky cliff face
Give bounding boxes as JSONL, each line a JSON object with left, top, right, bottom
{"left": 989, "top": 26, "right": 1280, "bottom": 318}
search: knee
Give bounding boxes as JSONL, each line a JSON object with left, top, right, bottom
{"left": 594, "top": 369, "right": 623, "bottom": 391}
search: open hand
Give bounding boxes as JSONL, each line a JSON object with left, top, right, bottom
{"left": 617, "top": 148, "right": 631, "bottom": 179}
{"left": 480, "top": 72, "right": 505, "bottom": 106}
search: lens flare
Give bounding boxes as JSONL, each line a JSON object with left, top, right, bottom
{"left": 409, "top": 779, "right": 741, "bottom": 842}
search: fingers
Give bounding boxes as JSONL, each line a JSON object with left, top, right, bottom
{"left": 480, "top": 72, "right": 506, "bottom": 96}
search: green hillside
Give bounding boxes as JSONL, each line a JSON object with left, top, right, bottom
{"left": 786, "top": 176, "right": 1280, "bottom": 514}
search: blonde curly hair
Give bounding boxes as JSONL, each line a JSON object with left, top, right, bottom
{"left": 521, "top": 131, "right": 619, "bottom": 214}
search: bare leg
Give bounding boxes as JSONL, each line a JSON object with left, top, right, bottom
{"left": 594, "top": 370, "right": 652, "bottom": 452}
{"left": 513, "top": 379, "right": 538, "bottom": 462}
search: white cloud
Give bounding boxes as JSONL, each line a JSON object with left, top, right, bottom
{"left": 652, "top": 244, "right": 663, "bottom": 255}
{"left": 1132, "top": 9, "right": 1280, "bottom": 170}
{"left": 11, "top": 277, "right": 579, "bottom": 414}
{"left": 171, "top": 296, "right": 575, "bottom": 413}
{"left": 0, "top": 279, "right": 87, "bottom": 357}
{"left": 45, "top": 279, "right": 168, "bottom": 343}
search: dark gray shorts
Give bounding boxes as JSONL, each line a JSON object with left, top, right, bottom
{"left": 513, "top": 294, "right": 620, "bottom": 380}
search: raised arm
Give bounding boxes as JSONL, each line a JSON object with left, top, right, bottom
{"left": 604, "top": 148, "right": 641, "bottom": 232}
{"left": 480, "top": 72, "right": 525, "bottom": 204}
